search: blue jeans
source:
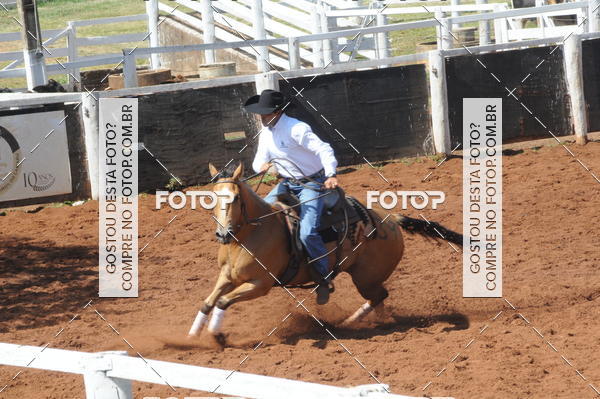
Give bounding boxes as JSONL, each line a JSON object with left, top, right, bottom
{"left": 264, "top": 177, "right": 329, "bottom": 277}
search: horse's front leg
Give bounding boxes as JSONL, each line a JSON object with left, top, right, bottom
{"left": 205, "top": 280, "right": 269, "bottom": 337}
{"left": 188, "top": 270, "right": 235, "bottom": 337}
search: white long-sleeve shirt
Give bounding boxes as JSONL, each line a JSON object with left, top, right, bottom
{"left": 252, "top": 114, "right": 338, "bottom": 179}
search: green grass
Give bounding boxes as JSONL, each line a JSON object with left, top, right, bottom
{"left": 385, "top": 0, "right": 515, "bottom": 56}
{"left": 0, "top": 0, "right": 529, "bottom": 89}
{"left": 247, "top": 173, "right": 279, "bottom": 186}
{"left": 0, "top": 0, "right": 147, "bottom": 89}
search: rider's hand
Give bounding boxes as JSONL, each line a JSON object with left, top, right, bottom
{"left": 324, "top": 176, "right": 339, "bottom": 189}
{"left": 260, "top": 162, "right": 272, "bottom": 173}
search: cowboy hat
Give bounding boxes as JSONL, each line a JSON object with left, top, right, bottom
{"left": 243, "top": 89, "right": 285, "bottom": 114}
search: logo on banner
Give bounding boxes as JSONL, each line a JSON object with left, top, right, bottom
{"left": 0, "top": 125, "right": 21, "bottom": 194}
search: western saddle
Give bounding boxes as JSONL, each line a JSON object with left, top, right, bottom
{"left": 272, "top": 187, "right": 375, "bottom": 287}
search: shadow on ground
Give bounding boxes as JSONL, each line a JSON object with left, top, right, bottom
{"left": 0, "top": 237, "right": 97, "bottom": 331}
{"left": 278, "top": 312, "right": 469, "bottom": 346}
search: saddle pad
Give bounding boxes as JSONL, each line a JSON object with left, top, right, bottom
{"left": 318, "top": 197, "right": 362, "bottom": 232}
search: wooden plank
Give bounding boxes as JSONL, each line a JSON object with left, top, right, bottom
{"left": 0, "top": 343, "right": 450, "bottom": 399}
{"left": 0, "top": 343, "right": 91, "bottom": 374}
{"left": 279, "top": 52, "right": 429, "bottom": 78}
{"left": 98, "top": 74, "right": 257, "bottom": 97}
{"left": 326, "top": 4, "right": 497, "bottom": 17}
{"left": 444, "top": 35, "right": 563, "bottom": 56}
{"left": 0, "top": 29, "right": 65, "bottom": 42}
{"left": 451, "top": 1, "right": 587, "bottom": 24}
{"left": 506, "top": 26, "right": 573, "bottom": 40}
{"left": 70, "top": 13, "right": 147, "bottom": 27}
{"left": 237, "top": 0, "right": 309, "bottom": 29}
{"left": 76, "top": 32, "right": 148, "bottom": 46}
{"left": 157, "top": 3, "right": 290, "bottom": 67}
{"left": 0, "top": 47, "right": 69, "bottom": 62}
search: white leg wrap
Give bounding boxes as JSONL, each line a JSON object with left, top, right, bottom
{"left": 345, "top": 302, "right": 373, "bottom": 323}
{"left": 207, "top": 307, "right": 226, "bottom": 334}
{"left": 188, "top": 310, "right": 208, "bottom": 336}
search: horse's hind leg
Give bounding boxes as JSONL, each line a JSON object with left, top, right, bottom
{"left": 342, "top": 262, "right": 391, "bottom": 325}
{"left": 342, "top": 280, "right": 389, "bottom": 325}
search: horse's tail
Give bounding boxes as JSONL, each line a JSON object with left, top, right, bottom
{"left": 393, "top": 214, "right": 463, "bottom": 246}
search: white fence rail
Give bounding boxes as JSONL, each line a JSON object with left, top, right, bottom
{"left": 0, "top": 0, "right": 16, "bottom": 9}
{"left": 1, "top": 0, "right": 599, "bottom": 89}
{"left": 0, "top": 14, "right": 149, "bottom": 89}
{"left": 0, "top": 342, "right": 453, "bottom": 399}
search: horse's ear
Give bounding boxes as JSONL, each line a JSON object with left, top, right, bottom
{"left": 232, "top": 161, "right": 244, "bottom": 180}
{"left": 208, "top": 163, "right": 219, "bottom": 178}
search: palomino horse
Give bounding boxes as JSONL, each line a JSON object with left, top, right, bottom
{"left": 187, "top": 162, "right": 462, "bottom": 342}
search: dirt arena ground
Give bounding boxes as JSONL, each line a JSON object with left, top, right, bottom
{"left": 1, "top": 141, "right": 599, "bottom": 399}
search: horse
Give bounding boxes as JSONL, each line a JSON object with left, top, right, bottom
{"left": 187, "top": 162, "right": 462, "bottom": 343}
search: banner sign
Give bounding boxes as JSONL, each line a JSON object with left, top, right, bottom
{"left": 0, "top": 110, "right": 72, "bottom": 202}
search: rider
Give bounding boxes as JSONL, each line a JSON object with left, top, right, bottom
{"left": 244, "top": 89, "right": 339, "bottom": 305}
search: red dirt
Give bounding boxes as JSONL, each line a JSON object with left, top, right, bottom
{"left": 1, "top": 142, "right": 599, "bottom": 399}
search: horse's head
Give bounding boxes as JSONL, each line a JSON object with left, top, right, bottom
{"left": 209, "top": 162, "right": 245, "bottom": 244}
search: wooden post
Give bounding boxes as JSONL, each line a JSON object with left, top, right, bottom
{"left": 18, "top": 0, "right": 47, "bottom": 89}
{"left": 288, "top": 36, "right": 300, "bottom": 70}
{"left": 577, "top": 8, "right": 587, "bottom": 33}
{"left": 201, "top": 0, "right": 216, "bottom": 64}
{"left": 501, "top": 7, "right": 509, "bottom": 43}
{"left": 535, "top": 0, "right": 545, "bottom": 38}
{"left": 66, "top": 22, "right": 80, "bottom": 91}
{"left": 563, "top": 34, "right": 588, "bottom": 144}
{"left": 311, "top": 4, "right": 323, "bottom": 68}
{"left": 255, "top": 71, "right": 279, "bottom": 94}
{"left": 476, "top": 0, "right": 490, "bottom": 45}
{"left": 123, "top": 51, "right": 138, "bottom": 88}
{"left": 81, "top": 92, "right": 99, "bottom": 200}
{"left": 428, "top": 50, "right": 451, "bottom": 154}
{"left": 83, "top": 352, "right": 132, "bottom": 399}
{"left": 442, "top": 17, "right": 453, "bottom": 50}
{"left": 435, "top": 9, "right": 443, "bottom": 49}
{"left": 252, "top": 0, "right": 269, "bottom": 72}
{"left": 375, "top": 2, "right": 390, "bottom": 63}
{"left": 320, "top": 4, "right": 333, "bottom": 66}
{"left": 493, "top": 4, "right": 503, "bottom": 44}
{"left": 451, "top": 0, "right": 460, "bottom": 23}
{"left": 328, "top": 12, "right": 340, "bottom": 64}
{"left": 145, "top": 0, "right": 161, "bottom": 70}
{"left": 589, "top": 0, "right": 600, "bottom": 32}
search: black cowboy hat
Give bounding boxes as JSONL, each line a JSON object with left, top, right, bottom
{"left": 243, "top": 89, "right": 285, "bottom": 114}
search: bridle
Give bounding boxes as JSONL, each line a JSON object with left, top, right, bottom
{"left": 213, "top": 179, "right": 262, "bottom": 228}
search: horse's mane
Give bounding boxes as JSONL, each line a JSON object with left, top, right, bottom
{"left": 214, "top": 164, "right": 272, "bottom": 211}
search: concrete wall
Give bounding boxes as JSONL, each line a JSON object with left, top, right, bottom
{"left": 446, "top": 45, "right": 571, "bottom": 147}
{"left": 137, "top": 82, "right": 259, "bottom": 190}
{"left": 280, "top": 64, "right": 434, "bottom": 166}
{"left": 4, "top": 36, "right": 599, "bottom": 207}
{"left": 158, "top": 17, "right": 259, "bottom": 76}
{"left": 582, "top": 37, "right": 600, "bottom": 132}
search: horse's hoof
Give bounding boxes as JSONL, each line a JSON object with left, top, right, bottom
{"left": 339, "top": 319, "right": 353, "bottom": 328}
{"left": 212, "top": 332, "right": 227, "bottom": 347}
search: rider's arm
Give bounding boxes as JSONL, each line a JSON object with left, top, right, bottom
{"left": 291, "top": 124, "right": 338, "bottom": 177}
{"left": 252, "top": 132, "right": 271, "bottom": 174}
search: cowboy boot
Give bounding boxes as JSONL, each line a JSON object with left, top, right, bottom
{"left": 309, "top": 267, "right": 330, "bottom": 305}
